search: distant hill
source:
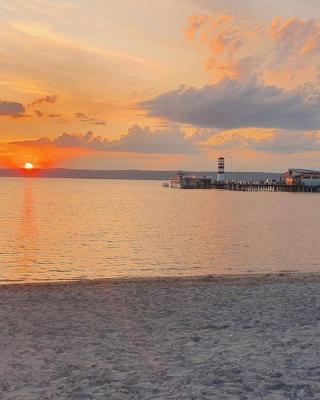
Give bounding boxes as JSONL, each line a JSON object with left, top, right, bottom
{"left": 0, "top": 168, "right": 281, "bottom": 181}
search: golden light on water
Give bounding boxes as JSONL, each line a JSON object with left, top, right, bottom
{"left": 24, "top": 162, "right": 34, "bottom": 170}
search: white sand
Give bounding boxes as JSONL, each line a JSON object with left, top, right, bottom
{"left": 1, "top": 274, "right": 320, "bottom": 399}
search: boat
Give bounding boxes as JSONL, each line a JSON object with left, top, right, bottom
{"left": 170, "top": 171, "right": 198, "bottom": 189}
{"left": 170, "top": 171, "right": 183, "bottom": 188}
{"left": 170, "top": 171, "right": 213, "bottom": 189}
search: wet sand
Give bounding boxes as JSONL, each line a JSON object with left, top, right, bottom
{"left": 1, "top": 274, "right": 320, "bottom": 399}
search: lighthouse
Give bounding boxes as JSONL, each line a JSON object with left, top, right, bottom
{"left": 217, "top": 157, "right": 225, "bottom": 182}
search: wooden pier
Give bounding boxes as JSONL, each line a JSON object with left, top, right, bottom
{"left": 217, "top": 182, "right": 320, "bottom": 193}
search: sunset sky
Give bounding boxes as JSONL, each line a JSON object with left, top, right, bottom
{"left": 1, "top": 0, "right": 320, "bottom": 171}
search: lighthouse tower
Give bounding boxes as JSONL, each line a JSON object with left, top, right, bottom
{"left": 217, "top": 157, "right": 225, "bottom": 182}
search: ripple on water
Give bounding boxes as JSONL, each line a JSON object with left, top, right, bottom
{"left": 0, "top": 178, "right": 320, "bottom": 283}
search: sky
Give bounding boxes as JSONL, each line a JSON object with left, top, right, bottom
{"left": 1, "top": 0, "right": 320, "bottom": 172}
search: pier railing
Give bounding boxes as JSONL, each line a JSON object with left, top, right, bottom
{"left": 217, "top": 182, "right": 320, "bottom": 192}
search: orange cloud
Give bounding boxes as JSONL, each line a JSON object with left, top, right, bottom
{"left": 205, "top": 128, "right": 320, "bottom": 154}
{"left": 205, "top": 128, "right": 274, "bottom": 147}
{"left": 185, "top": 13, "right": 262, "bottom": 82}
{"left": 185, "top": 14, "right": 234, "bottom": 41}
{"left": 269, "top": 16, "right": 320, "bottom": 56}
{"left": 185, "top": 15, "right": 208, "bottom": 40}
{"left": 185, "top": 13, "right": 320, "bottom": 88}
{"left": 30, "top": 94, "right": 58, "bottom": 106}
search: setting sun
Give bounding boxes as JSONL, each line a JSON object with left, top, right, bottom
{"left": 24, "top": 162, "right": 34, "bottom": 170}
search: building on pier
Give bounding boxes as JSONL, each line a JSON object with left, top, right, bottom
{"left": 281, "top": 169, "right": 320, "bottom": 187}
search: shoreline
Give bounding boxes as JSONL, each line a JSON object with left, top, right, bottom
{"left": 1, "top": 270, "right": 320, "bottom": 290}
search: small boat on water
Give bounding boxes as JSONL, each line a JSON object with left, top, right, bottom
{"left": 162, "top": 182, "right": 170, "bottom": 187}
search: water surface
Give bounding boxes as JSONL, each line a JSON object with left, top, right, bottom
{"left": 0, "top": 178, "right": 319, "bottom": 283}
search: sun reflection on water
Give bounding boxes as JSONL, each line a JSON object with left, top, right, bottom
{"left": 16, "top": 181, "right": 38, "bottom": 277}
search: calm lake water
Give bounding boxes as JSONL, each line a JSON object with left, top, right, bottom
{"left": 0, "top": 178, "right": 319, "bottom": 284}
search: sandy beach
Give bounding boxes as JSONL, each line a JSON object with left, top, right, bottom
{"left": 1, "top": 274, "right": 320, "bottom": 400}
